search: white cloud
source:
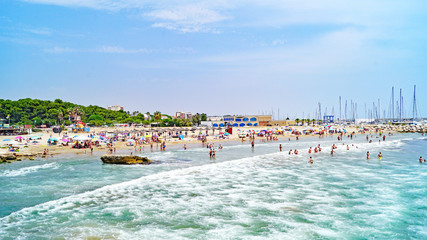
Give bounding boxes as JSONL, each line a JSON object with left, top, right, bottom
{"left": 43, "top": 46, "right": 74, "bottom": 53}
{"left": 95, "top": 45, "right": 150, "bottom": 54}
{"left": 43, "top": 45, "right": 151, "bottom": 54}
{"left": 146, "top": 4, "right": 228, "bottom": 33}
{"left": 25, "top": 28, "right": 51, "bottom": 35}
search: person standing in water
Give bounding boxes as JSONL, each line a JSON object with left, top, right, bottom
{"left": 279, "top": 144, "right": 282, "bottom": 151}
{"left": 378, "top": 152, "right": 383, "bottom": 159}
{"left": 367, "top": 151, "right": 370, "bottom": 159}
{"left": 309, "top": 156, "right": 313, "bottom": 164}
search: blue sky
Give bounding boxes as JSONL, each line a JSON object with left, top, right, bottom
{"left": 1, "top": 0, "right": 426, "bottom": 118}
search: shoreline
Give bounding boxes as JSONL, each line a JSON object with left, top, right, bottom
{"left": 0, "top": 124, "right": 409, "bottom": 163}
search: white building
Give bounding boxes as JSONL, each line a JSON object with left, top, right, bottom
{"left": 108, "top": 105, "right": 124, "bottom": 111}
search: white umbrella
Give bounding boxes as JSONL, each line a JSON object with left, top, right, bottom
{"left": 73, "top": 136, "right": 91, "bottom": 141}
{"left": 3, "top": 140, "right": 21, "bottom": 146}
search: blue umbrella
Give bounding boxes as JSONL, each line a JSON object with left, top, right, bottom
{"left": 3, "top": 139, "right": 11, "bottom": 141}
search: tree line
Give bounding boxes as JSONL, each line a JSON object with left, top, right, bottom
{"left": 0, "top": 98, "right": 207, "bottom": 127}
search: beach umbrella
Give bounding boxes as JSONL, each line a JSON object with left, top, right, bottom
{"left": 3, "top": 139, "right": 11, "bottom": 141}
{"left": 74, "top": 136, "right": 91, "bottom": 141}
{"left": 224, "top": 132, "right": 230, "bottom": 136}
{"left": 6, "top": 140, "right": 21, "bottom": 145}
{"left": 219, "top": 132, "right": 224, "bottom": 135}
{"left": 61, "top": 138, "right": 69, "bottom": 142}
{"left": 15, "top": 136, "right": 23, "bottom": 139}
{"left": 49, "top": 138, "right": 58, "bottom": 141}
{"left": 179, "top": 135, "right": 184, "bottom": 139}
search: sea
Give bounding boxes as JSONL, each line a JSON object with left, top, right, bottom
{"left": 0, "top": 133, "right": 426, "bottom": 239}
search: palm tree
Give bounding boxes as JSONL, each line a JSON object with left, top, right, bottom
{"left": 153, "top": 111, "right": 162, "bottom": 123}
{"left": 145, "top": 112, "right": 151, "bottom": 121}
{"left": 295, "top": 118, "right": 300, "bottom": 126}
{"left": 57, "top": 110, "right": 64, "bottom": 124}
{"left": 67, "top": 106, "right": 84, "bottom": 122}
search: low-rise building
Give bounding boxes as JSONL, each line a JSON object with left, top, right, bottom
{"left": 175, "top": 112, "right": 193, "bottom": 119}
{"left": 210, "top": 115, "right": 273, "bottom": 127}
{"left": 108, "top": 105, "right": 124, "bottom": 111}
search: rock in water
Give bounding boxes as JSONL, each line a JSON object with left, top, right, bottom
{"left": 100, "top": 155, "right": 151, "bottom": 165}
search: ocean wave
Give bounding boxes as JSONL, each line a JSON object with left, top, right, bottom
{"left": 0, "top": 162, "right": 59, "bottom": 177}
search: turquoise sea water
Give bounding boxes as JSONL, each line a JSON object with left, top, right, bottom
{"left": 0, "top": 133, "right": 426, "bottom": 239}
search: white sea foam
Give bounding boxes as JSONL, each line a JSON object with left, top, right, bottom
{"left": 0, "top": 162, "right": 58, "bottom": 177}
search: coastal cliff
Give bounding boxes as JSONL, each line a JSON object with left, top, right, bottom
{"left": 100, "top": 155, "right": 151, "bottom": 165}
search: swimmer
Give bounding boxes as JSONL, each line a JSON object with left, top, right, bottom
{"left": 294, "top": 149, "right": 298, "bottom": 155}
{"left": 419, "top": 156, "right": 423, "bottom": 163}
{"left": 378, "top": 152, "right": 382, "bottom": 159}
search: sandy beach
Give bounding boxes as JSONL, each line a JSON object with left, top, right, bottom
{"left": 0, "top": 124, "right": 406, "bottom": 161}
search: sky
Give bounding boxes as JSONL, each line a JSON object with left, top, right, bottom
{"left": 1, "top": 0, "right": 427, "bottom": 119}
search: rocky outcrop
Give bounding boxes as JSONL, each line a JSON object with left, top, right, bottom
{"left": 100, "top": 155, "right": 151, "bottom": 165}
